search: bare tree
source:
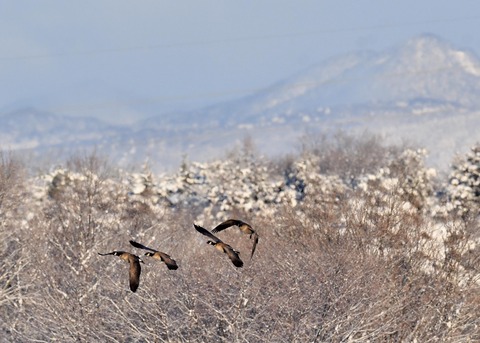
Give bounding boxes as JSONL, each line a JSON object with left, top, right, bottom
{"left": 2, "top": 139, "right": 480, "bottom": 342}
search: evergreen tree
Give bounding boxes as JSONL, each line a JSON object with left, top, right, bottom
{"left": 447, "top": 145, "right": 480, "bottom": 215}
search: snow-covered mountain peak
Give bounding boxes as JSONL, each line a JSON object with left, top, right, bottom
{"left": 257, "top": 53, "right": 370, "bottom": 111}
{"left": 450, "top": 50, "right": 480, "bottom": 77}
{"left": 400, "top": 35, "right": 452, "bottom": 56}
{"left": 2, "top": 35, "right": 479, "bottom": 173}
{"left": 389, "top": 34, "right": 480, "bottom": 76}
{"left": 248, "top": 34, "right": 480, "bottom": 111}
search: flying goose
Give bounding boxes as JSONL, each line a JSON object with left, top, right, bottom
{"left": 98, "top": 251, "right": 144, "bottom": 292}
{"left": 194, "top": 224, "right": 243, "bottom": 268}
{"left": 212, "top": 219, "right": 259, "bottom": 259}
{"left": 129, "top": 240, "right": 178, "bottom": 270}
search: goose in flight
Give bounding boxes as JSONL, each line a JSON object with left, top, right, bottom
{"left": 129, "top": 240, "right": 178, "bottom": 270}
{"left": 212, "top": 219, "right": 259, "bottom": 259}
{"left": 194, "top": 224, "right": 243, "bottom": 268}
{"left": 98, "top": 251, "right": 144, "bottom": 292}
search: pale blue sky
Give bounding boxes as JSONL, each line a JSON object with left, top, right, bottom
{"left": 1, "top": 1, "right": 479, "bottom": 123}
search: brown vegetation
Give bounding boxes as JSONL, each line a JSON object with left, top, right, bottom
{"left": 0, "top": 136, "right": 479, "bottom": 342}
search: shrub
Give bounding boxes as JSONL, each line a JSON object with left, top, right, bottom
{"left": 2, "top": 137, "right": 479, "bottom": 342}
{"left": 447, "top": 144, "right": 480, "bottom": 216}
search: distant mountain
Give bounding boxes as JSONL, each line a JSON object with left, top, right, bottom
{"left": 139, "top": 34, "right": 480, "bottom": 129}
{"left": 0, "top": 108, "right": 124, "bottom": 149}
{"left": 1, "top": 35, "right": 479, "bottom": 172}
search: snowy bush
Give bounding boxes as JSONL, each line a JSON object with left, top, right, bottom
{"left": 358, "top": 148, "right": 436, "bottom": 212}
{"left": 3, "top": 136, "right": 480, "bottom": 342}
{"left": 447, "top": 145, "right": 480, "bottom": 216}
{"left": 286, "top": 153, "right": 348, "bottom": 204}
{"left": 127, "top": 147, "right": 291, "bottom": 221}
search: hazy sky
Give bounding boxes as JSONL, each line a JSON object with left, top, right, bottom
{"left": 1, "top": 1, "right": 479, "bottom": 124}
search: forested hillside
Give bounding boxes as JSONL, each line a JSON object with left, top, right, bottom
{"left": 1, "top": 133, "right": 479, "bottom": 342}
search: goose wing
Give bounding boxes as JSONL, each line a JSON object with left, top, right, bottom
{"left": 211, "top": 219, "right": 244, "bottom": 233}
{"left": 224, "top": 245, "right": 244, "bottom": 268}
{"left": 250, "top": 233, "right": 259, "bottom": 259}
{"left": 129, "top": 240, "right": 157, "bottom": 253}
{"left": 98, "top": 251, "right": 124, "bottom": 256}
{"left": 194, "top": 224, "right": 221, "bottom": 243}
{"left": 129, "top": 256, "right": 142, "bottom": 292}
{"left": 157, "top": 251, "right": 179, "bottom": 270}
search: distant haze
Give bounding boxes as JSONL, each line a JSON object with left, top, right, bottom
{"left": 1, "top": 2, "right": 480, "bottom": 124}
{"left": 1, "top": 35, "right": 479, "bottom": 173}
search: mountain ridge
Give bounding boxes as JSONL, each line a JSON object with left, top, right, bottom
{"left": 1, "top": 34, "right": 479, "bottom": 172}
